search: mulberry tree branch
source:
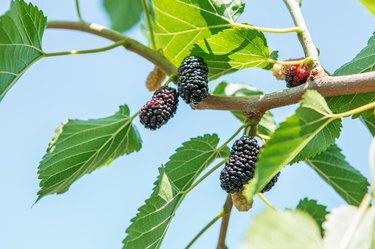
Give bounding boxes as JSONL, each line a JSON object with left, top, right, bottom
{"left": 194, "top": 72, "right": 375, "bottom": 112}
{"left": 47, "top": 21, "right": 375, "bottom": 114}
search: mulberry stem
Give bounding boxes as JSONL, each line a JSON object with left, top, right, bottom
{"left": 257, "top": 193, "right": 276, "bottom": 210}
{"left": 141, "top": 0, "right": 156, "bottom": 49}
{"left": 217, "top": 195, "right": 233, "bottom": 249}
{"left": 185, "top": 211, "right": 224, "bottom": 249}
{"left": 44, "top": 40, "right": 127, "bottom": 57}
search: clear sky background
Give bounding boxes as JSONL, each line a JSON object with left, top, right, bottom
{"left": 0, "top": 1, "right": 374, "bottom": 249}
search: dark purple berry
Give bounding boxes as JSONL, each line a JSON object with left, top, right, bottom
{"left": 220, "top": 135, "right": 280, "bottom": 194}
{"left": 139, "top": 86, "right": 179, "bottom": 130}
{"left": 177, "top": 56, "right": 209, "bottom": 104}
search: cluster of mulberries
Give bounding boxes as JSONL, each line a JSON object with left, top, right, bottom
{"left": 284, "top": 64, "right": 310, "bottom": 88}
{"left": 220, "top": 135, "right": 279, "bottom": 194}
{"left": 140, "top": 56, "right": 209, "bottom": 129}
{"left": 139, "top": 86, "right": 179, "bottom": 130}
{"left": 177, "top": 56, "right": 209, "bottom": 104}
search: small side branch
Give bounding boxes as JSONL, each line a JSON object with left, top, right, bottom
{"left": 47, "top": 21, "right": 177, "bottom": 76}
{"left": 74, "top": 0, "right": 84, "bottom": 22}
{"left": 141, "top": 0, "right": 156, "bottom": 49}
{"left": 216, "top": 195, "right": 233, "bottom": 249}
{"left": 283, "top": 0, "right": 319, "bottom": 60}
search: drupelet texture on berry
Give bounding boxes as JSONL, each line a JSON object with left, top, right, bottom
{"left": 261, "top": 172, "right": 280, "bottom": 193}
{"left": 220, "top": 135, "right": 280, "bottom": 194}
{"left": 177, "top": 56, "right": 209, "bottom": 104}
{"left": 285, "top": 64, "right": 310, "bottom": 88}
{"left": 220, "top": 135, "right": 260, "bottom": 194}
{"left": 139, "top": 86, "right": 179, "bottom": 130}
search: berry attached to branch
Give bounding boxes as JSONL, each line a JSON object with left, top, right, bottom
{"left": 177, "top": 56, "right": 209, "bottom": 104}
{"left": 220, "top": 135, "right": 280, "bottom": 194}
{"left": 285, "top": 64, "right": 310, "bottom": 88}
{"left": 139, "top": 86, "right": 179, "bottom": 130}
{"left": 220, "top": 135, "right": 259, "bottom": 194}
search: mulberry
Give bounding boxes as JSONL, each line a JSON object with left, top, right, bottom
{"left": 220, "top": 135, "right": 280, "bottom": 194}
{"left": 285, "top": 64, "right": 310, "bottom": 88}
{"left": 177, "top": 56, "right": 209, "bottom": 104}
{"left": 261, "top": 172, "right": 280, "bottom": 193}
{"left": 139, "top": 86, "right": 179, "bottom": 130}
{"left": 220, "top": 136, "right": 259, "bottom": 194}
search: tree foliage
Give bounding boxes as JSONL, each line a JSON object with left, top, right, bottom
{"left": 0, "top": 0, "right": 374, "bottom": 248}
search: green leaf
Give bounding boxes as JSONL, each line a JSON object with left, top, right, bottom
{"left": 361, "top": 115, "right": 375, "bottom": 136}
{"left": 306, "top": 144, "right": 369, "bottom": 206}
{"left": 0, "top": 0, "right": 46, "bottom": 101}
{"left": 327, "top": 32, "right": 375, "bottom": 116}
{"left": 191, "top": 28, "right": 272, "bottom": 79}
{"left": 323, "top": 205, "right": 375, "bottom": 249}
{"left": 152, "top": 0, "right": 244, "bottom": 65}
{"left": 254, "top": 90, "right": 342, "bottom": 193}
{"left": 242, "top": 209, "right": 324, "bottom": 249}
{"left": 37, "top": 105, "right": 142, "bottom": 200}
{"left": 103, "top": 0, "right": 143, "bottom": 32}
{"left": 123, "top": 134, "right": 227, "bottom": 249}
{"left": 213, "top": 82, "right": 276, "bottom": 139}
{"left": 359, "top": 0, "right": 375, "bottom": 15}
{"left": 296, "top": 198, "right": 329, "bottom": 235}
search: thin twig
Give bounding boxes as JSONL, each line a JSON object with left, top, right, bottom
{"left": 257, "top": 193, "right": 276, "bottom": 210}
{"left": 46, "top": 21, "right": 177, "bottom": 76}
{"left": 185, "top": 211, "right": 224, "bottom": 249}
{"left": 44, "top": 40, "right": 126, "bottom": 57}
{"left": 234, "top": 23, "right": 302, "bottom": 33}
{"left": 217, "top": 195, "right": 233, "bottom": 249}
{"left": 141, "top": 0, "right": 156, "bottom": 49}
{"left": 74, "top": 0, "right": 84, "bottom": 22}
{"left": 283, "top": 0, "right": 319, "bottom": 60}
{"left": 182, "top": 160, "right": 226, "bottom": 194}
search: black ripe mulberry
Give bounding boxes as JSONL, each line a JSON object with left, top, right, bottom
{"left": 139, "top": 86, "right": 179, "bottom": 130}
{"left": 220, "top": 135, "right": 280, "bottom": 194}
{"left": 285, "top": 64, "right": 310, "bottom": 88}
{"left": 177, "top": 56, "right": 209, "bottom": 104}
{"left": 220, "top": 136, "right": 260, "bottom": 194}
{"left": 261, "top": 172, "right": 280, "bottom": 193}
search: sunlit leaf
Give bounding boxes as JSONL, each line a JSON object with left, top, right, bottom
{"left": 0, "top": 0, "right": 47, "bottom": 101}
{"left": 37, "top": 105, "right": 142, "bottom": 200}
{"left": 254, "top": 90, "right": 341, "bottom": 193}
{"left": 306, "top": 144, "right": 369, "bottom": 206}
{"left": 103, "top": 0, "right": 143, "bottom": 32}
{"left": 152, "top": 0, "right": 244, "bottom": 65}
{"left": 192, "top": 28, "right": 273, "bottom": 79}
{"left": 241, "top": 209, "right": 324, "bottom": 249}
{"left": 123, "top": 134, "right": 228, "bottom": 249}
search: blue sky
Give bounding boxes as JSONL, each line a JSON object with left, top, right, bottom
{"left": 0, "top": 0, "right": 374, "bottom": 248}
